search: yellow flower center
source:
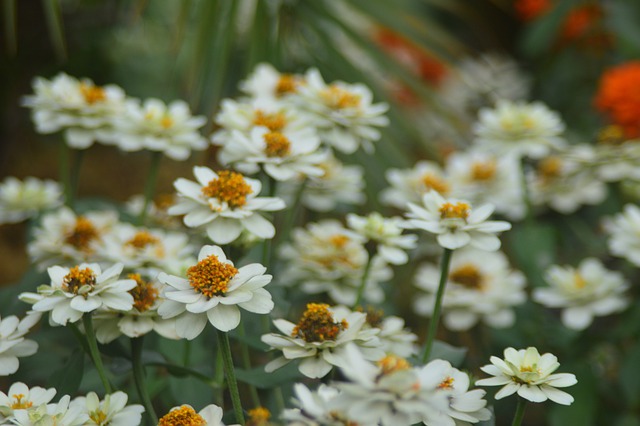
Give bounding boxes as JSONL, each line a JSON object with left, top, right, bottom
{"left": 187, "top": 255, "right": 238, "bottom": 299}
{"left": 126, "top": 231, "right": 160, "bottom": 250}
{"left": 128, "top": 273, "right": 159, "bottom": 312}
{"left": 537, "top": 157, "right": 563, "bottom": 182}
{"left": 89, "top": 409, "right": 107, "bottom": 425}
{"left": 377, "top": 355, "right": 411, "bottom": 375}
{"left": 79, "top": 83, "right": 106, "bottom": 104}
{"left": 421, "top": 173, "right": 450, "bottom": 194}
{"left": 62, "top": 266, "right": 97, "bottom": 295}
{"left": 276, "top": 75, "right": 298, "bottom": 96}
{"left": 65, "top": 217, "right": 99, "bottom": 252}
{"left": 437, "top": 376, "right": 455, "bottom": 390}
{"left": 292, "top": 303, "right": 348, "bottom": 343}
{"left": 470, "top": 160, "right": 497, "bottom": 182}
{"left": 449, "top": 264, "right": 484, "bottom": 289}
{"left": 329, "top": 234, "right": 350, "bottom": 248}
{"left": 160, "top": 116, "right": 174, "bottom": 129}
{"left": 573, "top": 272, "right": 587, "bottom": 289}
{"left": 598, "top": 125, "right": 626, "bottom": 146}
{"left": 10, "top": 394, "right": 33, "bottom": 410}
{"left": 158, "top": 406, "right": 206, "bottom": 426}
{"left": 247, "top": 407, "right": 271, "bottom": 425}
{"left": 320, "top": 86, "right": 361, "bottom": 109}
{"left": 201, "top": 171, "right": 253, "bottom": 209}
{"left": 361, "top": 306, "right": 384, "bottom": 328}
{"left": 253, "top": 110, "right": 287, "bottom": 132}
{"left": 264, "top": 132, "right": 292, "bottom": 158}
{"left": 439, "top": 202, "right": 470, "bottom": 220}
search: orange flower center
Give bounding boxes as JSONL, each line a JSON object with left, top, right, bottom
{"left": 537, "top": 156, "right": 563, "bottom": 182}
{"left": 10, "top": 394, "right": 33, "bottom": 410}
{"left": 126, "top": 231, "right": 160, "bottom": 249}
{"left": 79, "top": 83, "right": 106, "bottom": 104}
{"left": 128, "top": 273, "right": 159, "bottom": 312}
{"left": 201, "top": 171, "right": 253, "bottom": 209}
{"left": 158, "top": 406, "right": 206, "bottom": 426}
{"left": 449, "top": 264, "right": 484, "bottom": 289}
{"left": 378, "top": 355, "right": 411, "bottom": 375}
{"left": 276, "top": 75, "right": 299, "bottom": 96}
{"left": 264, "top": 132, "right": 292, "bottom": 158}
{"left": 247, "top": 407, "right": 271, "bottom": 425}
{"left": 187, "top": 255, "right": 238, "bottom": 298}
{"left": 160, "top": 116, "right": 174, "bottom": 129}
{"left": 292, "top": 303, "right": 348, "bottom": 343}
{"left": 253, "top": 110, "right": 287, "bottom": 132}
{"left": 65, "top": 217, "right": 99, "bottom": 251}
{"left": 63, "top": 266, "right": 97, "bottom": 295}
{"left": 437, "top": 376, "right": 455, "bottom": 390}
{"left": 470, "top": 160, "right": 497, "bottom": 182}
{"left": 421, "top": 173, "right": 450, "bottom": 194}
{"left": 320, "top": 86, "right": 361, "bottom": 109}
{"left": 89, "top": 410, "right": 108, "bottom": 425}
{"left": 439, "top": 202, "right": 470, "bottom": 220}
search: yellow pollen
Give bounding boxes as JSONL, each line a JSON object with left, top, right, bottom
{"left": 63, "top": 266, "right": 97, "bottom": 295}
{"left": 377, "top": 355, "right": 411, "bottom": 375}
{"left": 329, "top": 234, "right": 350, "bottom": 248}
{"left": 538, "top": 156, "right": 563, "bottom": 182}
{"left": 187, "top": 255, "right": 238, "bottom": 299}
{"left": 89, "top": 410, "right": 107, "bottom": 425}
{"left": 160, "top": 116, "right": 174, "bottom": 129}
{"left": 360, "top": 306, "right": 384, "bottom": 328}
{"left": 128, "top": 273, "right": 159, "bottom": 312}
{"left": 449, "top": 264, "right": 484, "bottom": 289}
{"left": 247, "top": 407, "right": 271, "bottom": 425}
{"left": 470, "top": 161, "right": 497, "bottom": 182}
{"left": 276, "top": 74, "right": 298, "bottom": 96}
{"left": 65, "top": 217, "right": 99, "bottom": 251}
{"left": 79, "top": 83, "right": 106, "bottom": 104}
{"left": 253, "top": 110, "right": 287, "bottom": 132}
{"left": 158, "top": 405, "right": 206, "bottom": 426}
{"left": 439, "top": 202, "right": 470, "bottom": 219}
{"left": 292, "top": 303, "right": 348, "bottom": 343}
{"left": 320, "top": 86, "right": 361, "bottom": 109}
{"left": 573, "top": 273, "right": 587, "bottom": 289}
{"left": 421, "top": 173, "right": 450, "bottom": 194}
{"left": 126, "top": 231, "right": 160, "bottom": 249}
{"left": 520, "top": 366, "right": 535, "bottom": 373}
{"left": 201, "top": 171, "right": 253, "bottom": 209}
{"left": 437, "top": 376, "right": 455, "bottom": 390}
{"left": 155, "top": 193, "right": 176, "bottom": 211}
{"left": 264, "top": 132, "right": 292, "bottom": 157}
{"left": 10, "top": 394, "right": 33, "bottom": 410}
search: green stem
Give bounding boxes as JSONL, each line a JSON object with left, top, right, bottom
{"left": 82, "top": 314, "right": 112, "bottom": 394}
{"left": 421, "top": 248, "right": 453, "bottom": 364}
{"left": 511, "top": 397, "right": 527, "bottom": 426}
{"left": 70, "top": 149, "right": 85, "bottom": 204}
{"left": 138, "top": 151, "right": 163, "bottom": 224}
{"left": 352, "top": 254, "right": 374, "bottom": 309}
{"left": 237, "top": 322, "right": 261, "bottom": 408}
{"left": 131, "top": 337, "right": 158, "bottom": 425}
{"left": 218, "top": 331, "right": 245, "bottom": 425}
{"left": 213, "top": 347, "right": 225, "bottom": 406}
{"left": 520, "top": 158, "right": 534, "bottom": 228}
{"left": 59, "top": 142, "right": 73, "bottom": 207}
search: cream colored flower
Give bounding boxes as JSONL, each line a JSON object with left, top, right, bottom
{"left": 0, "top": 313, "right": 40, "bottom": 376}
{"left": 604, "top": 204, "right": 640, "bottom": 266}
{"left": 70, "top": 391, "right": 144, "bottom": 426}
{"left": 347, "top": 212, "right": 417, "bottom": 265}
{"left": 281, "top": 384, "right": 351, "bottom": 426}
{"left": 0, "top": 382, "right": 57, "bottom": 424}
{"left": 239, "top": 63, "right": 303, "bottom": 105}
{"left": 381, "top": 160, "right": 450, "bottom": 209}
{"left": 0, "top": 177, "right": 62, "bottom": 224}
{"left": 11, "top": 395, "right": 88, "bottom": 426}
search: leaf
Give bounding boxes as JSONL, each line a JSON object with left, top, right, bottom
{"left": 41, "top": 0, "right": 67, "bottom": 61}
{"left": 3, "top": 0, "right": 16, "bottom": 56}
{"left": 620, "top": 339, "right": 640, "bottom": 405}
{"left": 548, "top": 363, "right": 597, "bottom": 426}
{"left": 428, "top": 340, "right": 467, "bottom": 366}
{"left": 505, "top": 222, "right": 556, "bottom": 289}
{"left": 235, "top": 363, "right": 302, "bottom": 389}
{"left": 48, "top": 349, "right": 85, "bottom": 396}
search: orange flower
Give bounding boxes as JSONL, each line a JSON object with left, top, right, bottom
{"left": 560, "top": 4, "right": 604, "bottom": 41}
{"left": 594, "top": 62, "right": 640, "bottom": 138}
{"left": 514, "top": 0, "right": 553, "bottom": 22}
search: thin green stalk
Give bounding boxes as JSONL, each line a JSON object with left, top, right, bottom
{"left": 237, "top": 322, "right": 261, "bottom": 408}
{"left": 421, "top": 248, "right": 453, "bottom": 363}
{"left": 82, "top": 314, "right": 112, "bottom": 394}
{"left": 520, "top": 158, "right": 534, "bottom": 227}
{"left": 138, "top": 151, "right": 162, "bottom": 224}
{"left": 218, "top": 331, "right": 245, "bottom": 425}
{"left": 511, "top": 397, "right": 527, "bottom": 426}
{"left": 131, "top": 337, "right": 158, "bottom": 425}
{"left": 352, "top": 254, "right": 374, "bottom": 309}
{"left": 213, "top": 347, "right": 225, "bottom": 406}
{"left": 59, "top": 142, "right": 73, "bottom": 207}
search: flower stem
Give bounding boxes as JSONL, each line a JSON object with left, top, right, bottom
{"left": 138, "top": 151, "right": 162, "bottom": 224}
{"left": 511, "top": 397, "right": 527, "bottom": 426}
{"left": 520, "top": 158, "right": 534, "bottom": 227}
{"left": 421, "top": 248, "right": 453, "bottom": 364}
{"left": 59, "top": 142, "right": 73, "bottom": 207}
{"left": 219, "top": 331, "right": 245, "bottom": 425}
{"left": 352, "top": 254, "right": 374, "bottom": 309}
{"left": 237, "top": 322, "right": 261, "bottom": 408}
{"left": 131, "top": 337, "right": 158, "bottom": 425}
{"left": 82, "top": 314, "right": 112, "bottom": 394}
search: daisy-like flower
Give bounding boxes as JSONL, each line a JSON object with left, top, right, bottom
{"left": 473, "top": 100, "right": 566, "bottom": 159}
{"left": 261, "top": 303, "right": 383, "bottom": 378}
{"left": 593, "top": 130, "right": 640, "bottom": 182}
{"left": 281, "top": 384, "right": 353, "bottom": 426}
{"left": 347, "top": 212, "right": 417, "bottom": 265}
{"left": 533, "top": 258, "right": 629, "bottom": 330}
{"left": 157, "top": 245, "right": 274, "bottom": 339}
{"left": 0, "top": 177, "right": 62, "bottom": 224}
{"left": 404, "top": 191, "right": 511, "bottom": 251}
{"left": 22, "top": 72, "right": 125, "bottom": 149}
{"left": 0, "top": 313, "right": 40, "bottom": 376}
{"left": 239, "top": 63, "right": 303, "bottom": 105}
{"left": 158, "top": 404, "right": 237, "bottom": 426}
{"left": 414, "top": 248, "right": 526, "bottom": 331}
{"left": 476, "top": 347, "right": 577, "bottom": 405}
{"left": 296, "top": 68, "right": 389, "bottom": 154}
{"left": 70, "top": 391, "right": 144, "bottom": 426}
{"left": 604, "top": 204, "right": 640, "bottom": 266}
{"left": 360, "top": 307, "right": 418, "bottom": 358}
{"left": 11, "top": 395, "right": 88, "bottom": 426}
{"left": 380, "top": 160, "right": 450, "bottom": 209}
{"left": 19, "top": 263, "right": 136, "bottom": 326}
{"left": 114, "top": 98, "right": 207, "bottom": 160}
{"left": 0, "top": 382, "right": 57, "bottom": 424}
{"left": 169, "top": 166, "right": 285, "bottom": 244}
{"left": 27, "top": 207, "right": 119, "bottom": 270}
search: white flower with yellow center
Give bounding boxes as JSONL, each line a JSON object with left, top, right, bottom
{"left": 414, "top": 248, "right": 526, "bottom": 331}
{"left": 0, "top": 177, "right": 62, "bottom": 224}
{"left": 381, "top": 160, "right": 450, "bottom": 209}
{"left": 70, "top": 391, "right": 143, "bottom": 426}
{"left": 114, "top": 98, "right": 207, "bottom": 160}
{"left": 157, "top": 245, "right": 273, "bottom": 339}
{"left": 239, "top": 63, "right": 303, "bottom": 105}
{"left": 360, "top": 308, "right": 418, "bottom": 358}
{"left": 27, "top": 207, "right": 119, "bottom": 270}
{"left": 262, "top": 303, "right": 383, "bottom": 379}
{"left": 11, "top": 395, "right": 88, "bottom": 426}
{"left": 158, "top": 404, "right": 236, "bottom": 426}
{"left": 0, "top": 382, "right": 57, "bottom": 424}
{"left": 22, "top": 72, "right": 125, "bottom": 149}
{"left": 404, "top": 191, "right": 511, "bottom": 251}
{"left": 281, "top": 384, "right": 352, "bottom": 426}
{"left": 604, "top": 204, "right": 640, "bottom": 266}
{"left": 476, "top": 347, "right": 577, "bottom": 405}
{"left": 473, "top": 100, "right": 566, "bottom": 159}
{"left": 0, "top": 313, "right": 40, "bottom": 376}
{"left": 169, "top": 166, "right": 285, "bottom": 244}
{"left": 592, "top": 128, "right": 640, "bottom": 182}
{"left": 533, "top": 258, "right": 629, "bottom": 330}
{"left": 347, "top": 212, "right": 417, "bottom": 265}
{"left": 19, "top": 263, "right": 136, "bottom": 326}
{"left": 296, "top": 69, "right": 389, "bottom": 154}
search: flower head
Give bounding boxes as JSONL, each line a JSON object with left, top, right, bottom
{"left": 595, "top": 61, "right": 640, "bottom": 139}
{"left": 0, "top": 313, "right": 40, "bottom": 376}
{"left": 70, "top": 391, "right": 144, "bottom": 426}
{"left": 0, "top": 382, "right": 57, "bottom": 423}
{"left": 347, "top": 212, "right": 417, "bottom": 265}
{"left": 0, "top": 177, "right": 62, "bottom": 224}
{"left": 159, "top": 404, "right": 237, "bottom": 426}
{"left": 604, "top": 204, "right": 640, "bottom": 266}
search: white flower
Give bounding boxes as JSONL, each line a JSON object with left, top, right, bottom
{"left": 533, "top": 258, "right": 629, "bottom": 330}
{"left": 70, "top": 391, "right": 144, "bottom": 426}
{"left": 0, "top": 177, "right": 62, "bottom": 224}
{"left": 414, "top": 248, "right": 526, "bottom": 331}
{"left": 114, "top": 98, "right": 207, "bottom": 160}
{"left": 282, "top": 384, "right": 352, "bottom": 426}
{"left": 158, "top": 404, "right": 237, "bottom": 426}
{"left": 169, "top": 166, "right": 285, "bottom": 244}
{"left": 361, "top": 309, "right": 418, "bottom": 358}
{"left": 0, "top": 313, "right": 40, "bottom": 376}
{"left": 11, "top": 395, "right": 88, "bottom": 426}
{"left": 296, "top": 69, "right": 389, "bottom": 154}
{"left": 473, "top": 100, "right": 566, "bottom": 159}
{"left": 604, "top": 204, "right": 640, "bottom": 266}
{"left": 404, "top": 191, "right": 511, "bottom": 251}
{"left": 0, "top": 382, "right": 57, "bottom": 424}
{"left": 476, "top": 347, "right": 577, "bottom": 405}
{"left": 22, "top": 73, "right": 125, "bottom": 149}
{"left": 157, "top": 245, "right": 274, "bottom": 338}
{"left": 239, "top": 63, "right": 303, "bottom": 105}
{"left": 592, "top": 133, "right": 640, "bottom": 182}
{"left": 19, "top": 263, "right": 136, "bottom": 326}
{"left": 261, "top": 303, "right": 383, "bottom": 378}
{"left": 347, "top": 213, "right": 417, "bottom": 265}
{"left": 381, "top": 160, "right": 450, "bottom": 209}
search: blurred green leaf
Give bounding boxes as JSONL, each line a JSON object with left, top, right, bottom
{"left": 607, "top": 0, "right": 640, "bottom": 58}
{"left": 235, "top": 363, "right": 302, "bottom": 389}
{"left": 506, "top": 222, "right": 556, "bottom": 289}
{"left": 428, "top": 340, "right": 467, "bottom": 366}
{"left": 3, "top": 0, "right": 16, "bottom": 56}
{"left": 49, "top": 349, "right": 85, "bottom": 396}
{"left": 620, "top": 339, "right": 640, "bottom": 405}
{"left": 549, "top": 363, "right": 597, "bottom": 426}
{"left": 42, "top": 0, "right": 67, "bottom": 61}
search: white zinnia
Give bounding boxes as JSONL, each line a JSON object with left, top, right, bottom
{"left": 604, "top": 204, "right": 640, "bottom": 266}
{"left": 11, "top": 395, "right": 88, "bottom": 426}
{"left": 159, "top": 404, "right": 236, "bottom": 426}
{"left": 282, "top": 384, "right": 352, "bottom": 426}
{"left": 347, "top": 212, "right": 417, "bottom": 265}
{"left": 0, "top": 382, "right": 57, "bottom": 424}
{"left": 381, "top": 160, "right": 450, "bottom": 209}
{"left": 0, "top": 313, "right": 40, "bottom": 376}
{"left": 239, "top": 63, "right": 303, "bottom": 105}
{"left": 70, "top": 391, "right": 144, "bottom": 426}
{"left": 0, "top": 177, "right": 62, "bottom": 224}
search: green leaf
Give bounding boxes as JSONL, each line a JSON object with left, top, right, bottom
{"left": 41, "top": 0, "right": 66, "bottom": 61}
{"left": 235, "top": 363, "right": 302, "bottom": 389}
{"left": 549, "top": 363, "right": 597, "bottom": 426}
{"left": 505, "top": 222, "right": 556, "bottom": 289}
{"left": 428, "top": 340, "right": 467, "bottom": 366}
{"left": 620, "top": 340, "right": 640, "bottom": 405}
{"left": 48, "top": 349, "right": 85, "bottom": 396}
